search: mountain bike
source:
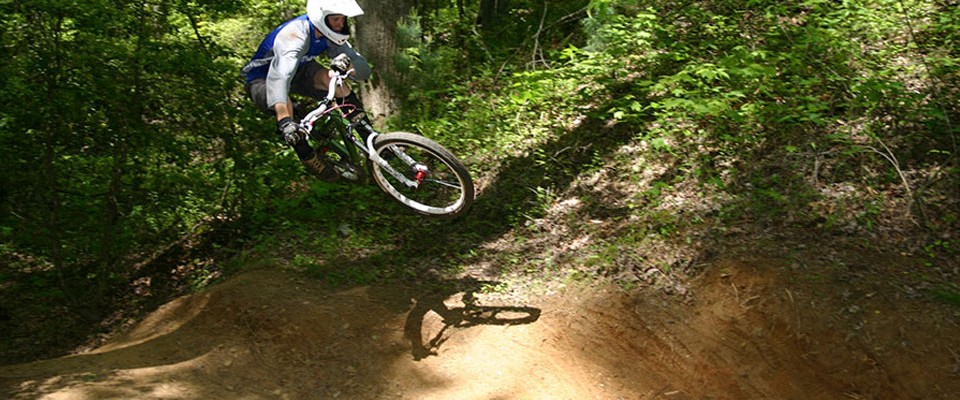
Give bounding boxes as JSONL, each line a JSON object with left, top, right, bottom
{"left": 296, "top": 67, "right": 474, "bottom": 218}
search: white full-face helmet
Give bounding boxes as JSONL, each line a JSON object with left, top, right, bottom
{"left": 306, "top": 0, "right": 364, "bottom": 46}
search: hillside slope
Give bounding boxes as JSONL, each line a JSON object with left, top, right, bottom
{"left": 3, "top": 245, "right": 958, "bottom": 399}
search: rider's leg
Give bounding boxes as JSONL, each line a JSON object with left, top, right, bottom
{"left": 338, "top": 91, "right": 376, "bottom": 140}
{"left": 249, "top": 76, "right": 338, "bottom": 181}
{"left": 306, "top": 65, "right": 376, "bottom": 140}
{"left": 295, "top": 142, "right": 339, "bottom": 182}
{"left": 244, "top": 79, "right": 272, "bottom": 114}
{"left": 297, "top": 64, "right": 387, "bottom": 165}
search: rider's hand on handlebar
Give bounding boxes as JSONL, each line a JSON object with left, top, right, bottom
{"left": 330, "top": 53, "right": 351, "bottom": 75}
{"left": 277, "top": 117, "right": 301, "bottom": 146}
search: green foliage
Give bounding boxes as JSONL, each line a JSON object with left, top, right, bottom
{"left": 0, "top": 0, "right": 302, "bottom": 362}
{"left": 389, "top": 0, "right": 957, "bottom": 238}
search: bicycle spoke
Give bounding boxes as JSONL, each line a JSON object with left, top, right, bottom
{"left": 423, "top": 178, "right": 463, "bottom": 189}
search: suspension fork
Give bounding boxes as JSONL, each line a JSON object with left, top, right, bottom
{"left": 362, "top": 132, "right": 426, "bottom": 188}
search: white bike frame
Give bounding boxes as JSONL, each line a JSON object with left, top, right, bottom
{"left": 296, "top": 69, "right": 425, "bottom": 189}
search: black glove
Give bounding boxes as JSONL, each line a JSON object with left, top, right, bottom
{"left": 330, "top": 53, "right": 351, "bottom": 74}
{"left": 277, "top": 117, "right": 301, "bottom": 146}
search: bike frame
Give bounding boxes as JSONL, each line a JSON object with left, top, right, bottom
{"left": 297, "top": 70, "right": 426, "bottom": 188}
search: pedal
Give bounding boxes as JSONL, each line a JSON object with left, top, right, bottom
{"left": 333, "top": 165, "right": 359, "bottom": 181}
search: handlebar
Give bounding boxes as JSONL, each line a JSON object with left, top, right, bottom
{"left": 299, "top": 68, "right": 355, "bottom": 130}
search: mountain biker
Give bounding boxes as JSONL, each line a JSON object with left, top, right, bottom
{"left": 241, "top": 0, "right": 376, "bottom": 181}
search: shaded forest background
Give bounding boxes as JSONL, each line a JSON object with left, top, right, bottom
{"left": 1, "top": 0, "right": 958, "bottom": 363}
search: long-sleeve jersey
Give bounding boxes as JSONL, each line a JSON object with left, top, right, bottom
{"left": 241, "top": 15, "right": 370, "bottom": 109}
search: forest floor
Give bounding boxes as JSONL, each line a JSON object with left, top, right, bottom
{"left": 2, "top": 231, "right": 959, "bottom": 399}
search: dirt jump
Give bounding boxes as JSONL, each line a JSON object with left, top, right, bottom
{"left": 2, "top": 253, "right": 959, "bottom": 399}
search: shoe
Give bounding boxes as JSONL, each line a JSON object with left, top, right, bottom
{"left": 301, "top": 153, "right": 340, "bottom": 182}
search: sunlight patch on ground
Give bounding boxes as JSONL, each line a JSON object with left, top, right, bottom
{"left": 12, "top": 351, "right": 221, "bottom": 400}
{"left": 386, "top": 315, "right": 601, "bottom": 400}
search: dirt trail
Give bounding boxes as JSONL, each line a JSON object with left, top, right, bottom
{"left": 2, "top": 256, "right": 959, "bottom": 399}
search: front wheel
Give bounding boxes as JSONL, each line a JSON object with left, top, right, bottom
{"left": 370, "top": 132, "right": 474, "bottom": 217}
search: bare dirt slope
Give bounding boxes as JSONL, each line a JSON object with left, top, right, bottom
{"left": 2, "top": 254, "right": 959, "bottom": 400}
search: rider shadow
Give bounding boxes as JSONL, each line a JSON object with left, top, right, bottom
{"left": 402, "top": 279, "right": 541, "bottom": 361}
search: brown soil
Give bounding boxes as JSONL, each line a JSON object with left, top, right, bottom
{"left": 2, "top": 252, "right": 959, "bottom": 400}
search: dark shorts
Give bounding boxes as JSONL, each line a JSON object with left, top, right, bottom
{"left": 244, "top": 61, "right": 327, "bottom": 114}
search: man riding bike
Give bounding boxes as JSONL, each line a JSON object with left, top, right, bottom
{"left": 241, "top": 0, "right": 376, "bottom": 181}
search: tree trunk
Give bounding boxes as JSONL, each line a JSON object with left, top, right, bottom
{"left": 353, "top": 0, "right": 415, "bottom": 126}
{"left": 39, "top": 12, "right": 75, "bottom": 307}
{"left": 478, "top": 0, "right": 509, "bottom": 33}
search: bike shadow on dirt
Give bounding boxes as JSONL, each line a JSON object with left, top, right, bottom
{"left": 398, "top": 277, "right": 542, "bottom": 361}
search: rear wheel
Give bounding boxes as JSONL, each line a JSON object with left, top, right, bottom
{"left": 370, "top": 132, "right": 474, "bottom": 217}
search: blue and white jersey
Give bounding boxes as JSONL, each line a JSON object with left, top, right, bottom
{"left": 241, "top": 14, "right": 369, "bottom": 109}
